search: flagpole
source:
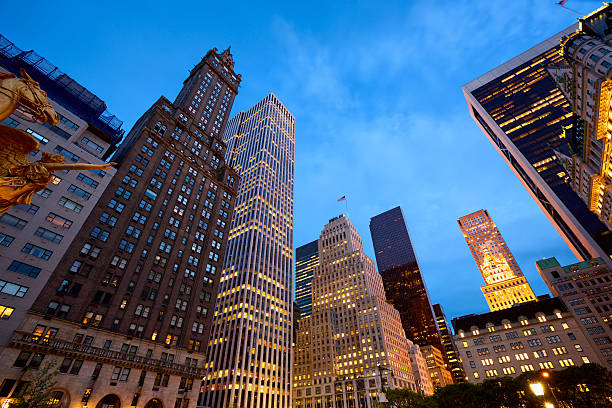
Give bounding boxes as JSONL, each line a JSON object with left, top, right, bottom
{"left": 558, "top": 3, "right": 583, "bottom": 16}
{"left": 345, "top": 197, "right": 349, "bottom": 218}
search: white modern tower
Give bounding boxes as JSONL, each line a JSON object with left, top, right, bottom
{"left": 201, "top": 93, "right": 295, "bottom": 408}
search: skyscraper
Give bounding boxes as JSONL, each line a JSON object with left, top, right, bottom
{"left": 420, "top": 345, "right": 453, "bottom": 389}
{"left": 0, "top": 34, "right": 124, "bottom": 347}
{"left": 546, "top": 5, "right": 612, "bottom": 230}
{"left": 457, "top": 209, "right": 536, "bottom": 311}
{"left": 433, "top": 304, "right": 466, "bottom": 383}
{"left": 463, "top": 23, "right": 612, "bottom": 260}
{"left": 295, "top": 240, "right": 318, "bottom": 318}
{"left": 369, "top": 207, "right": 444, "bottom": 353}
{"left": 294, "top": 215, "right": 418, "bottom": 408}
{"left": 0, "top": 46, "right": 240, "bottom": 408}
{"left": 202, "top": 93, "right": 295, "bottom": 408}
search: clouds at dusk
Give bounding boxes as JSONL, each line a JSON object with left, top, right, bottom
{"left": 2, "top": 0, "right": 601, "bottom": 319}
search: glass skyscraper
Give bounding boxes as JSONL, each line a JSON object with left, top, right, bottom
{"left": 433, "top": 304, "right": 466, "bottom": 383}
{"left": 295, "top": 240, "right": 318, "bottom": 318}
{"left": 463, "top": 24, "right": 612, "bottom": 260}
{"left": 202, "top": 93, "right": 295, "bottom": 408}
{"left": 369, "top": 207, "right": 444, "bottom": 354}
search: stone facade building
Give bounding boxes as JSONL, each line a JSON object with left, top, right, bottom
{"left": 457, "top": 210, "right": 537, "bottom": 311}
{"left": 420, "top": 346, "right": 453, "bottom": 389}
{"left": 0, "top": 34, "right": 123, "bottom": 347}
{"left": 452, "top": 296, "right": 603, "bottom": 384}
{"left": 293, "top": 215, "right": 418, "bottom": 408}
{"left": 537, "top": 257, "right": 612, "bottom": 369}
{"left": 0, "top": 46, "right": 241, "bottom": 408}
{"left": 407, "top": 344, "right": 434, "bottom": 396}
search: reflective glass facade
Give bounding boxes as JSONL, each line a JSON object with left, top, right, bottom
{"left": 295, "top": 240, "right": 318, "bottom": 318}
{"left": 433, "top": 304, "right": 465, "bottom": 383}
{"left": 369, "top": 207, "right": 443, "bottom": 352}
{"left": 202, "top": 93, "right": 295, "bottom": 408}
{"left": 463, "top": 27, "right": 612, "bottom": 260}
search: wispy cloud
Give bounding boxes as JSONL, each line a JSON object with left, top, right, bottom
{"left": 265, "top": 1, "right": 585, "bottom": 319}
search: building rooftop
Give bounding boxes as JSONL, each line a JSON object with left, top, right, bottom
{"left": 451, "top": 295, "right": 566, "bottom": 333}
{"left": 536, "top": 256, "right": 607, "bottom": 273}
{"left": 0, "top": 33, "right": 124, "bottom": 145}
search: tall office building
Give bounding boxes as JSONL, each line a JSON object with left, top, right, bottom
{"left": 0, "top": 35, "right": 123, "bottom": 347}
{"left": 294, "top": 215, "right": 418, "bottom": 408}
{"left": 458, "top": 210, "right": 536, "bottom": 311}
{"left": 295, "top": 240, "right": 318, "bottom": 318}
{"left": 420, "top": 345, "right": 453, "bottom": 389}
{"left": 433, "top": 304, "right": 466, "bottom": 383}
{"left": 547, "top": 5, "right": 612, "bottom": 230}
{"left": 369, "top": 207, "right": 444, "bottom": 353}
{"left": 407, "top": 344, "right": 434, "bottom": 396}
{"left": 0, "top": 47, "right": 240, "bottom": 408}
{"left": 202, "top": 93, "right": 295, "bottom": 408}
{"left": 463, "top": 23, "right": 612, "bottom": 261}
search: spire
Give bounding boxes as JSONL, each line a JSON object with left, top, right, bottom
{"left": 220, "top": 46, "right": 235, "bottom": 69}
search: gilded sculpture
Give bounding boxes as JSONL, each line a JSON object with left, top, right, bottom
{"left": 0, "top": 68, "right": 115, "bottom": 215}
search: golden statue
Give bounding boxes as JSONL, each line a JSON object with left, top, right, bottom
{"left": 0, "top": 69, "right": 115, "bottom": 216}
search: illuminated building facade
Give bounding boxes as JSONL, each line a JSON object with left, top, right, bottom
{"left": 463, "top": 24, "right": 612, "bottom": 261}
{"left": 433, "top": 304, "right": 466, "bottom": 383}
{"left": 294, "top": 215, "right": 417, "bottom": 408}
{"left": 452, "top": 296, "right": 603, "bottom": 383}
{"left": 458, "top": 210, "right": 536, "bottom": 311}
{"left": 201, "top": 93, "right": 295, "bottom": 408}
{"left": 537, "top": 257, "right": 612, "bottom": 369}
{"left": 0, "top": 47, "right": 240, "bottom": 408}
{"left": 296, "top": 240, "right": 318, "bottom": 318}
{"left": 369, "top": 207, "right": 444, "bottom": 352}
{"left": 549, "top": 5, "right": 612, "bottom": 231}
{"left": 0, "top": 34, "right": 123, "bottom": 347}
{"left": 407, "top": 344, "right": 434, "bottom": 396}
{"left": 420, "top": 345, "right": 453, "bottom": 389}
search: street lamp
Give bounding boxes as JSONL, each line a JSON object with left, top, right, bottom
{"left": 529, "top": 382, "right": 556, "bottom": 408}
{"left": 540, "top": 370, "right": 560, "bottom": 406}
{"left": 529, "top": 383, "right": 545, "bottom": 397}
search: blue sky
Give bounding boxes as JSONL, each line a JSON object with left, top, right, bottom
{"left": 3, "top": 0, "right": 603, "bottom": 322}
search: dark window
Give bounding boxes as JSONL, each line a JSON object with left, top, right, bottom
{"left": 0, "top": 379, "right": 16, "bottom": 397}
{"left": 0, "top": 214, "right": 27, "bottom": 229}
{"left": 13, "top": 351, "right": 31, "bottom": 368}
{"left": 69, "top": 360, "right": 83, "bottom": 375}
{"left": 8, "top": 261, "right": 41, "bottom": 278}
{"left": 68, "top": 184, "right": 91, "bottom": 200}
{"left": 58, "top": 358, "right": 73, "bottom": 373}
{"left": 34, "top": 228, "right": 63, "bottom": 244}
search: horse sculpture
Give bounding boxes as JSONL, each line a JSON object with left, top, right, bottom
{"left": 0, "top": 68, "right": 115, "bottom": 216}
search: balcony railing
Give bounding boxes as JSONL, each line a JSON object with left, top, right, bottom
{"left": 9, "top": 331, "right": 204, "bottom": 378}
